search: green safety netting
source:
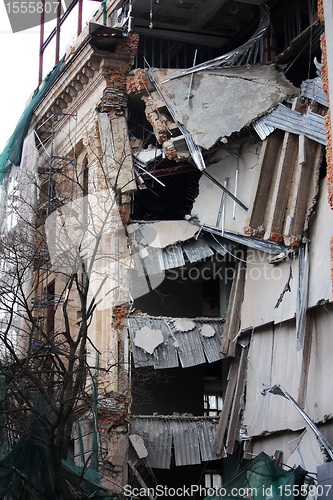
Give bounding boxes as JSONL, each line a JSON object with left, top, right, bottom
{"left": 0, "top": 420, "right": 115, "bottom": 499}
{"left": 204, "top": 452, "right": 315, "bottom": 500}
{"left": 0, "top": 56, "right": 65, "bottom": 184}
{"left": 0, "top": 391, "right": 114, "bottom": 499}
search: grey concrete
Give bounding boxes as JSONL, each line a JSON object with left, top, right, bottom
{"left": 173, "top": 319, "right": 196, "bottom": 332}
{"left": 129, "top": 434, "right": 148, "bottom": 459}
{"left": 201, "top": 324, "right": 215, "bottom": 337}
{"left": 157, "top": 65, "right": 297, "bottom": 149}
{"left": 133, "top": 326, "right": 164, "bottom": 354}
{"left": 138, "top": 220, "right": 199, "bottom": 249}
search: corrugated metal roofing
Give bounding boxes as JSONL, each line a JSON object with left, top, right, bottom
{"left": 129, "top": 223, "right": 221, "bottom": 273}
{"left": 130, "top": 416, "right": 226, "bottom": 468}
{"left": 182, "top": 237, "right": 214, "bottom": 263}
{"left": 259, "top": 104, "right": 326, "bottom": 145}
{"left": 253, "top": 117, "right": 275, "bottom": 140}
{"left": 128, "top": 315, "right": 224, "bottom": 369}
{"left": 301, "top": 77, "right": 328, "bottom": 107}
{"left": 140, "top": 247, "right": 164, "bottom": 276}
{"left": 162, "top": 244, "right": 185, "bottom": 270}
{"left": 202, "top": 226, "right": 285, "bottom": 255}
{"left": 205, "top": 234, "right": 236, "bottom": 257}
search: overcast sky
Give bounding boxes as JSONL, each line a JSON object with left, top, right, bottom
{"left": 0, "top": 0, "right": 97, "bottom": 153}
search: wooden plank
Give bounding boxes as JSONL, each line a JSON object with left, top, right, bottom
{"left": 297, "top": 309, "right": 314, "bottom": 408}
{"left": 225, "top": 346, "right": 248, "bottom": 454}
{"left": 128, "top": 460, "right": 155, "bottom": 500}
{"left": 249, "top": 133, "right": 282, "bottom": 229}
{"left": 220, "top": 255, "right": 246, "bottom": 357}
{"left": 212, "top": 346, "right": 240, "bottom": 454}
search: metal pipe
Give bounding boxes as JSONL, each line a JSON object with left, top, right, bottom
{"left": 202, "top": 171, "right": 248, "bottom": 211}
{"left": 41, "top": 0, "right": 79, "bottom": 52}
{"left": 55, "top": 0, "right": 61, "bottom": 64}
{"left": 38, "top": 0, "right": 45, "bottom": 85}
{"left": 262, "top": 384, "right": 333, "bottom": 460}
{"left": 187, "top": 49, "right": 197, "bottom": 105}
{"left": 77, "top": 0, "right": 83, "bottom": 36}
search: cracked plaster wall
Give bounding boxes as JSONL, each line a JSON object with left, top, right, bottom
{"left": 244, "top": 302, "right": 333, "bottom": 450}
{"left": 240, "top": 178, "right": 333, "bottom": 331}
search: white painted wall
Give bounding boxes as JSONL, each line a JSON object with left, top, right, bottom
{"left": 191, "top": 140, "right": 261, "bottom": 233}
{"left": 304, "top": 302, "right": 333, "bottom": 422}
{"left": 308, "top": 178, "right": 333, "bottom": 307}
{"left": 244, "top": 320, "right": 305, "bottom": 436}
{"left": 244, "top": 302, "right": 333, "bottom": 440}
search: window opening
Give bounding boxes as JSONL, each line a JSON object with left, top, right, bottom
{"left": 203, "top": 394, "right": 223, "bottom": 417}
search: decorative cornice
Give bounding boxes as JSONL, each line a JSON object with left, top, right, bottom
{"left": 32, "top": 31, "right": 139, "bottom": 141}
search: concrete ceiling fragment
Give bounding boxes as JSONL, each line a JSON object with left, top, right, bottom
{"left": 156, "top": 65, "right": 298, "bottom": 150}
{"left": 129, "top": 220, "right": 199, "bottom": 249}
{"left": 133, "top": 326, "right": 164, "bottom": 354}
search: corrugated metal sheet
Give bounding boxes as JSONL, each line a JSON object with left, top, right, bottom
{"left": 253, "top": 117, "right": 275, "bottom": 140}
{"left": 175, "top": 328, "right": 206, "bottom": 368}
{"left": 197, "top": 418, "right": 224, "bottom": 462}
{"left": 130, "top": 416, "right": 226, "bottom": 469}
{"left": 205, "top": 234, "right": 236, "bottom": 257}
{"left": 162, "top": 244, "right": 185, "bottom": 270}
{"left": 182, "top": 237, "right": 214, "bottom": 263}
{"left": 301, "top": 77, "right": 328, "bottom": 107}
{"left": 261, "top": 104, "right": 326, "bottom": 145}
{"left": 200, "top": 321, "right": 225, "bottom": 363}
{"left": 141, "top": 247, "right": 164, "bottom": 276}
{"left": 128, "top": 316, "right": 179, "bottom": 369}
{"left": 130, "top": 221, "right": 285, "bottom": 272}
{"left": 128, "top": 315, "right": 224, "bottom": 369}
{"left": 129, "top": 223, "right": 218, "bottom": 274}
{"left": 202, "top": 226, "right": 285, "bottom": 255}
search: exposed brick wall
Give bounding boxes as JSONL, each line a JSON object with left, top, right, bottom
{"left": 126, "top": 69, "right": 180, "bottom": 160}
{"left": 100, "top": 33, "right": 139, "bottom": 112}
{"left": 318, "top": 0, "right": 333, "bottom": 290}
{"left": 318, "top": 0, "right": 333, "bottom": 207}
{"left": 126, "top": 69, "right": 150, "bottom": 94}
{"left": 113, "top": 303, "right": 128, "bottom": 331}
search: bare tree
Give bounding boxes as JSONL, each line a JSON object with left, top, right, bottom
{"left": 0, "top": 126, "right": 133, "bottom": 499}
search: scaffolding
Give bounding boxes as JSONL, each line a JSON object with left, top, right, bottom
{"left": 33, "top": 111, "right": 77, "bottom": 322}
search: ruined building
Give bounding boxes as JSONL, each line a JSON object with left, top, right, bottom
{"left": 1, "top": 0, "right": 333, "bottom": 498}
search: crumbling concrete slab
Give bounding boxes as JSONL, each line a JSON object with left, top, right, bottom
{"left": 129, "top": 434, "right": 148, "bottom": 459}
{"left": 133, "top": 326, "right": 164, "bottom": 354}
{"left": 139, "top": 220, "right": 198, "bottom": 249}
{"left": 173, "top": 319, "right": 196, "bottom": 332}
{"left": 156, "top": 65, "right": 297, "bottom": 149}
{"left": 201, "top": 324, "right": 215, "bottom": 337}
